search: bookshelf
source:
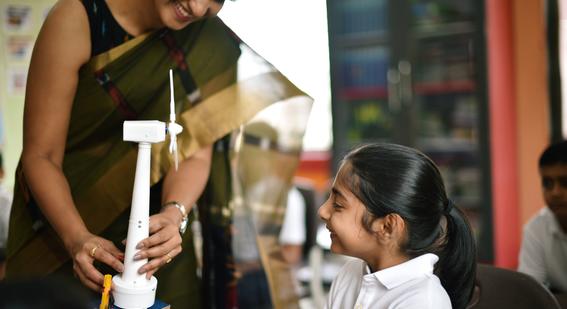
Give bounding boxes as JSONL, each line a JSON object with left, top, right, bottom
{"left": 327, "top": 0, "right": 493, "bottom": 261}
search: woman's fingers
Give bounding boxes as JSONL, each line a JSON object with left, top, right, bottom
{"left": 101, "top": 239, "right": 125, "bottom": 261}
{"left": 133, "top": 213, "right": 183, "bottom": 276}
{"left": 73, "top": 253, "right": 104, "bottom": 292}
{"left": 94, "top": 244, "right": 125, "bottom": 273}
{"left": 137, "top": 218, "right": 181, "bottom": 255}
{"left": 74, "top": 267, "right": 102, "bottom": 292}
{"left": 135, "top": 232, "right": 180, "bottom": 261}
{"left": 70, "top": 235, "right": 125, "bottom": 292}
{"left": 139, "top": 246, "right": 183, "bottom": 278}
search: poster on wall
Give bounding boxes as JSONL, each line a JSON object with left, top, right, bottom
{"left": 0, "top": 107, "right": 4, "bottom": 148}
{"left": 7, "top": 68, "right": 27, "bottom": 96}
{"left": 5, "top": 36, "right": 34, "bottom": 61}
{"left": 43, "top": 6, "right": 52, "bottom": 22}
{"left": 2, "top": 4, "right": 32, "bottom": 32}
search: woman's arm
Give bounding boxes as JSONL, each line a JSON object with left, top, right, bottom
{"left": 21, "top": 0, "right": 123, "bottom": 291}
{"left": 135, "top": 145, "right": 213, "bottom": 277}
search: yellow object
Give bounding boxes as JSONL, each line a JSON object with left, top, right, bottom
{"left": 99, "top": 274, "right": 112, "bottom": 309}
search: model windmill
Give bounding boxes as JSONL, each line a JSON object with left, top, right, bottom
{"left": 112, "top": 70, "right": 182, "bottom": 308}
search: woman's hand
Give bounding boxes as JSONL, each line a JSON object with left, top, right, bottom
{"left": 67, "top": 232, "right": 124, "bottom": 292}
{"left": 135, "top": 207, "right": 183, "bottom": 278}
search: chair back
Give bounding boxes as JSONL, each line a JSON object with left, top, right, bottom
{"left": 469, "top": 264, "right": 561, "bottom": 309}
{"left": 295, "top": 181, "right": 319, "bottom": 260}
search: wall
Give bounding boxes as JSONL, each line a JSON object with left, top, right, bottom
{"left": 513, "top": 0, "right": 550, "bottom": 230}
{"left": 487, "top": 0, "right": 551, "bottom": 268}
{"left": 0, "top": 0, "right": 55, "bottom": 189}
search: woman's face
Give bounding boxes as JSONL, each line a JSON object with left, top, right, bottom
{"left": 318, "top": 164, "right": 378, "bottom": 258}
{"left": 156, "top": 0, "right": 224, "bottom": 30}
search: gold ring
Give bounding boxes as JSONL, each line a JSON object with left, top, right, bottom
{"left": 165, "top": 252, "right": 173, "bottom": 264}
{"left": 90, "top": 245, "right": 100, "bottom": 258}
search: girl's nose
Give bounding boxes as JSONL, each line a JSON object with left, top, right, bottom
{"left": 318, "top": 200, "right": 330, "bottom": 221}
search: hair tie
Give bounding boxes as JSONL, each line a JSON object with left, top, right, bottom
{"left": 444, "top": 199, "right": 455, "bottom": 215}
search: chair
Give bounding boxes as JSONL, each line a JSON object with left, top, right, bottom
{"left": 469, "top": 264, "right": 561, "bottom": 309}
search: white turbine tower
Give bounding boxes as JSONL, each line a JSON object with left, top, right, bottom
{"left": 112, "top": 69, "right": 182, "bottom": 308}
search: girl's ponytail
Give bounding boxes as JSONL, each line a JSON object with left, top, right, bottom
{"left": 437, "top": 201, "right": 477, "bottom": 309}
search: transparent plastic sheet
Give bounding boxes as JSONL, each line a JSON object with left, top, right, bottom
{"left": 230, "top": 45, "right": 313, "bottom": 309}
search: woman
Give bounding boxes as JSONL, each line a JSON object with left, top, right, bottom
{"left": 6, "top": 0, "right": 310, "bottom": 307}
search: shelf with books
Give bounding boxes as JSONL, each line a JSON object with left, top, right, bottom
{"left": 328, "top": 0, "right": 492, "bottom": 260}
{"left": 414, "top": 21, "right": 475, "bottom": 39}
{"left": 414, "top": 80, "right": 475, "bottom": 95}
{"left": 410, "top": 0, "right": 476, "bottom": 31}
{"left": 332, "top": 31, "right": 389, "bottom": 48}
{"left": 414, "top": 34, "right": 475, "bottom": 84}
{"left": 343, "top": 98, "right": 396, "bottom": 144}
{"left": 417, "top": 137, "right": 477, "bottom": 153}
{"left": 338, "top": 85, "right": 388, "bottom": 100}
{"left": 330, "top": 0, "right": 388, "bottom": 37}
{"left": 336, "top": 45, "right": 390, "bottom": 90}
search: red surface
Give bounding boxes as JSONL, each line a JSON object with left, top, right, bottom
{"left": 486, "top": 0, "right": 520, "bottom": 268}
{"left": 295, "top": 151, "right": 332, "bottom": 193}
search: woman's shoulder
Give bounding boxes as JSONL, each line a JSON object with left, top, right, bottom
{"left": 43, "top": 0, "right": 90, "bottom": 37}
{"left": 49, "top": 0, "right": 88, "bottom": 18}
{"left": 35, "top": 0, "right": 91, "bottom": 64}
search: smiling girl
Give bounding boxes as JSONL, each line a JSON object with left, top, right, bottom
{"left": 319, "top": 143, "right": 476, "bottom": 309}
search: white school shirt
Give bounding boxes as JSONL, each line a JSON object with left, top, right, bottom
{"left": 518, "top": 207, "right": 567, "bottom": 292}
{"left": 279, "top": 186, "right": 306, "bottom": 245}
{"left": 325, "top": 253, "right": 451, "bottom": 309}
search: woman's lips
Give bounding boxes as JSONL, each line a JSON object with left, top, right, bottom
{"left": 173, "top": 0, "right": 193, "bottom": 23}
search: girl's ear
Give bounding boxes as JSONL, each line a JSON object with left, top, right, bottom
{"left": 372, "top": 213, "right": 406, "bottom": 243}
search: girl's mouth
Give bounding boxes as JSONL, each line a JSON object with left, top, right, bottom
{"left": 326, "top": 225, "right": 336, "bottom": 236}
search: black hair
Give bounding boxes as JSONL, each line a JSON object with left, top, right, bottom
{"left": 342, "top": 143, "right": 476, "bottom": 309}
{"left": 539, "top": 140, "right": 567, "bottom": 168}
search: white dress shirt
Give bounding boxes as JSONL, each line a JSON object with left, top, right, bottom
{"left": 518, "top": 207, "right": 567, "bottom": 292}
{"left": 326, "top": 253, "right": 451, "bottom": 309}
{"left": 279, "top": 186, "right": 306, "bottom": 245}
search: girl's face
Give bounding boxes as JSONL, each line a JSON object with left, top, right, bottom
{"left": 156, "top": 0, "right": 224, "bottom": 30}
{"left": 318, "top": 165, "right": 379, "bottom": 259}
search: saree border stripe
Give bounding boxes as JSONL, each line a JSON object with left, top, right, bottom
{"left": 90, "top": 32, "right": 152, "bottom": 72}
{"left": 94, "top": 70, "right": 138, "bottom": 120}
{"left": 161, "top": 32, "right": 200, "bottom": 105}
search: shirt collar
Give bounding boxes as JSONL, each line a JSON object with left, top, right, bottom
{"left": 543, "top": 207, "right": 567, "bottom": 238}
{"left": 370, "top": 253, "right": 439, "bottom": 290}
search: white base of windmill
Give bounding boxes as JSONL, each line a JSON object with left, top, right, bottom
{"left": 112, "top": 275, "right": 157, "bottom": 309}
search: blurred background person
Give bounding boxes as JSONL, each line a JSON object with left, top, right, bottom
{"left": 518, "top": 140, "right": 567, "bottom": 293}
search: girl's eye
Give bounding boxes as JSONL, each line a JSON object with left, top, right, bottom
{"left": 332, "top": 203, "right": 343, "bottom": 211}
